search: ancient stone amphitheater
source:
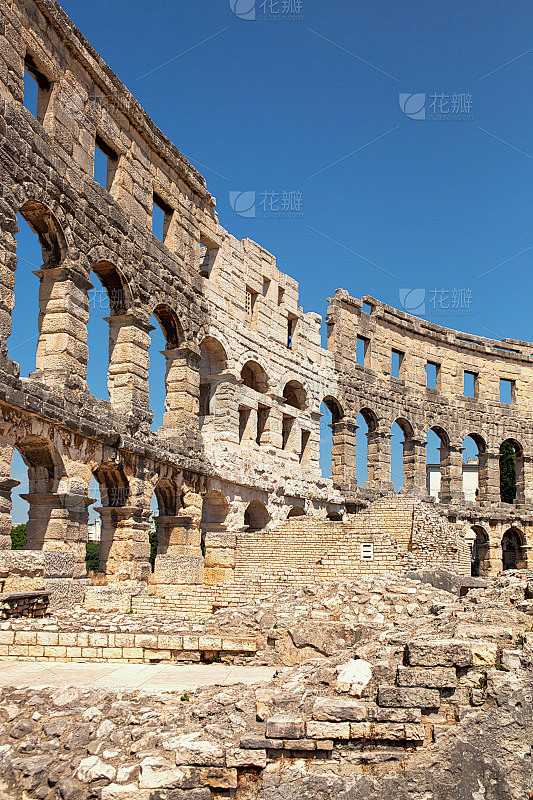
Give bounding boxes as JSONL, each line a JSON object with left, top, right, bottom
{"left": 0, "top": 3, "right": 532, "bottom": 798}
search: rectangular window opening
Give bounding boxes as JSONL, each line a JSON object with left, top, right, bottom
{"left": 256, "top": 405, "right": 269, "bottom": 445}
{"left": 278, "top": 286, "right": 285, "bottom": 305}
{"left": 361, "top": 542, "right": 374, "bottom": 561}
{"left": 300, "top": 429, "right": 311, "bottom": 464}
{"left": 94, "top": 134, "right": 118, "bottom": 191}
{"left": 23, "top": 54, "right": 51, "bottom": 122}
{"left": 245, "top": 286, "right": 258, "bottom": 322}
{"left": 198, "top": 235, "right": 219, "bottom": 278}
{"left": 262, "top": 277, "right": 271, "bottom": 298}
{"left": 500, "top": 378, "right": 515, "bottom": 404}
{"left": 239, "top": 406, "right": 251, "bottom": 443}
{"left": 391, "top": 349, "right": 404, "bottom": 379}
{"left": 152, "top": 192, "right": 172, "bottom": 242}
{"left": 463, "top": 370, "right": 478, "bottom": 398}
{"left": 356, "top": 336, "right": 370, "bottom": 367}
{"left": 287, "top": 314, "right": 297, "bottom": 350}
{"left": 426, "top": 361, "right": 439, "bottom": 389}
{"left": 282, "top": 415, "right": 294, "bottom": 450}
{"left": 199, "top": 384, "right": 211, "bottom": 417}
{"left": 362, "top": 301, "right": 373, "bottom": 314}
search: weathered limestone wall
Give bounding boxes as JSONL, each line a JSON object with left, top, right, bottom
{"left": 0, "top": 0, "right": 530, "bottom": 597}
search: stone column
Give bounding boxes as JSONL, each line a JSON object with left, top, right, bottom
{"left": 203, "top": 524, "right": 236, "bottom": 586}
{"left": 22, "top": 490, "right": 92, "bottom": 578}
{"left": 106, "top": 313, "right": 152, "bottom": 417}
{"left": 403, "top": 438, "right": 427, "bottom": 494}
{"left": 477, "top": 450, "right": 500, "bottom": 505}
{"left": 152, "top": 482, "right": 204, "bottom": 586}
{"left": 366, "top": 430, "right": 394, "bottom": 490}
{"left": 330, "top": 418, "right": 358, "bottom": 490}
{"left": 0, "top": 477, "right": 19, "bottom": 550}
{"left": 517, "top": 455, "right": 533, "bottom": 506}
{"left": 160, "top": 343, "right": 201, "bottom": 430}
{"left": 31, "top": 263, "right": 91, "bottom": 390}
{"left": 439, "top": 444, "right": 464, "bottom": 503}
{"left": 98, "top": 505, "right": 151, "bottom": 582}
{"left": 155, "top": 514, "right": 202, "bottom": 555}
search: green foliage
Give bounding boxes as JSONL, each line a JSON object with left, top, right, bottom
{"left": 85, "top": 541, "right": 100, "bottom": 572}
{"left": 180, "top": 693, "right": 190, "bottom": 702}
{"left": 500, "top": 441, "right": 517, "bottom": 504}
{"left": 10, "top": 523, "right": 26, "bottom": 550}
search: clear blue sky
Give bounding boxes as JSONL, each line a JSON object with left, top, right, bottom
{"left": 9, "top": 0, "right": 532, "bottom": 520}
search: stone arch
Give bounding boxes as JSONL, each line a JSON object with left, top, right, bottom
{"left": 282, "top": 380, "right": 307, "bottom": 411}
{"left": 320, "top": 395, "right": 346, "bottom": 480}
{"left": 152, "top": 304, "right": 184, "bottom": 349}
{"left": 244, "top": 500, "right": 270, "bottom": 531}
{"left": 359, "top": 407, "right": 379, "bottom": 433}
{"left": 201, "top": 490, "right": 229, "bottom": 527}
{"left": 92, "top": 260, "right": 131, "bottom": 314}
{"left": 199, "top": 336, "right": 228, "bottom": 417}
{"left": 501, "top": 527, "right": 525, "bottom": 571}
{"left": 390, "top": 416, "right": 415, "bottom": 490}
{"left": 287, "top": 505, "right": 305, "bottom": 518}
{"left": 241, "top": 360, "right": 268, "bottom": 394}
{"left": 18, "top": 199, "right": 67, "bottom": 267}
{"left": 461, "top": 432, "right": 486, "bottom": 503}
{"left": 426, "top": 425, "right": 452, "bottom": 502}
{"left": 471, "top": 524, "right": 490, "bottom": 577}
{"left": 500, "top": 438, "right": 523, "bottom": 504}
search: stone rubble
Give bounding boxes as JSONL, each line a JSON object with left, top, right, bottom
{"left": 0, "top": 570, "right": 530, "bottom": 798}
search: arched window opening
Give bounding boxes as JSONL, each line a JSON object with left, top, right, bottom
{"left": 199, "top": 337, "right": 228, "bottom": 418}
{"left": 244, "top": 500, "right": 270, "bottom": 531}
{"left": 320, "top": 396, "right": 344, "bottom": 479}
{"left": 149, "top": 305, "right": 184, "bottom": 431}
{"left": 283, "top": 380, "right": 306, "bottom": 410}
{"left": 15, "top": 435, "right": 60, "bottom": 552}
{"left": 501, "top": 529, "right": 523, "bottom": 571}
{"left": 390, "top": 418, "right": 413, "bottom": 490}
{"left": 86, "top": 476, "right": 102, "bottom": 573}
{"left": 462, "top": 434, "right": 483, "bottom": 502}
{"left": 150, "top": 477, "right": 179, "bottom": 562}
{"left": 241, "top": 361, "right": 268, "bottom": 394}
{"left": 9, "top": 449, "right": 29, "bottom": 550}
{"left": 356, "top": 408, "right": 378, "bottom": 487}
{"left": 287, "top": 505, "right": 305, "bottom": 518}
{"left": 471, "top": 526, "right": 490, "bottom": 577}
{"left": 92, "top": 465, "right": 130, "bottom": 575}
{"left": 426, "top": 426, "right": 449, "bottom": 502}
{"left": 9, "top": 214, "right": 45, "bottom": 376}
{"left": 500, "top": 439, "right": 521, "bottom": 504}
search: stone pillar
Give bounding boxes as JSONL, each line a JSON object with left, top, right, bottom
{"left": 98, "top": 505, "right": 151, "bottom": 582}
{"left": 0, "top": 477, "right": 20, "bottom": 550}
{"left": 155, "top": 514, "right": 201, "bottom": 555}
{"left": 477, "top": 450, "right": 500, "bottom": 505}
{"left": 517, "top": 455, "right": 533, "bottom": 506}
{"left": 203, "top": 525, "right": 236, "bottom": 585}
{"left": 330, "top": 418, "right": 358, "bottom": 490}
{"left": 22, "top": 490, "right": 92, "bottom": 578}
{"left": 106, "top": 313, "right": 152, "bottom": 417}
{"left": 151, "top": 482, "right": 204, "bottom": 587}
{"left": 402, "top": 437, "right": 427, "bottom": 493}
{"left": 161, "top": 343, "right": 201, "bottom": 430}
{"left": 366, "top": 430, "right": 394, "bottom": 490}
{"left": 31, "top": 264, "right": 91, "bottom": 390}
{"left": 439, "top": 444, "right": 464, "bottom": 502}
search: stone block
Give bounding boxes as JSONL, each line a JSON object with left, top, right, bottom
{"left": 239, "top": 735, "right": 283, "bottom": 750}
{"left": 266, "top": 714, "right": 305, "bottom": 739}
{"left": 43, "top": 552, "right": 75, "bottom": 578}
{"left": 367, "top": 706, "right": 422, "bottom": 723}
{"left": 306, "top": 721, "right": 350, "bottom": 739}
{"left": 312, "top": 697, "right": 367, "bottom": 721}
{"left": 397, "top": 666, "right": 457, "bottom": 689}
{"left": 226, "top": 748, "right": 267, "bottom": 767}
{"left": 407, "top": 640, "right": 472, "bottom": 668}
{"left": 471, "top": 641, "right": 499, "bottom": 666}
{"left": 377, "top": 686, "right": 440, "bottom": 708}
{"left": 153, "top": 554, "right": 204, "bottom": 586}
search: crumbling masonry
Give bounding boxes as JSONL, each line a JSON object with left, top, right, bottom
{"left": 0, "top": 0, "right": 530, "bottom": 608}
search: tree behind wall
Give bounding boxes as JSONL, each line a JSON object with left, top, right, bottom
{"left": 500, "top": 441, "right": 517, "bottom": 503}
{"left": 10, "top": 523, "right": 26, "bottom": 550}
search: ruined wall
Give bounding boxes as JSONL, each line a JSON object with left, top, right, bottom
{"left": 0, "top": 0, "right": 530, "bottom": 595}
